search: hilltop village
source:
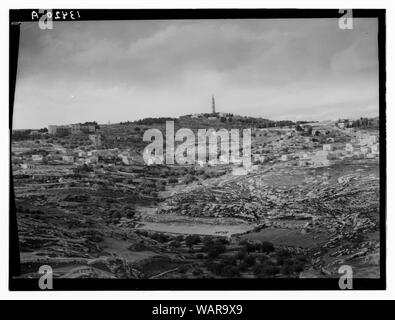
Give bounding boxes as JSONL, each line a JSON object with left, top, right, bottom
{"left": 11, "top": 110, "right": 380, "bottom": 279}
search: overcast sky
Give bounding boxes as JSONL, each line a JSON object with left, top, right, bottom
{"left": 13, "top": 18, "right": 379, "bottom": 129}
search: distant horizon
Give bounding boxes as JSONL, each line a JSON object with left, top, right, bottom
{"left": 12, "top": 112, "right": 379, "bottom": 130}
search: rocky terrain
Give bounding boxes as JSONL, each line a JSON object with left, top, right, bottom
{"left": 11, "top": 120, "right": 381, "bottom": 279}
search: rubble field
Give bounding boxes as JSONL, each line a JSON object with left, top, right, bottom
{"left": 148, "top": 159, "right": 380, "bottom": 277}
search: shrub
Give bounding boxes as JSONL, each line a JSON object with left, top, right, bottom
{"left": 169, "top": 240, "right": 181, "bottom": 248}
{"left": 168, "top": 177, "right": 178, "bottom": 184}
{"left": 192, "top": 268, "right": 203, "bottom": 276}
{"left": 185, "top": 235, "right": 201, "bottom": 246}
{"left": 178, "top": 265, "right": 189, "bottom": 274}
{"left": 183, "top": 174, "right": 197, "bottom": 184}
{"left": 236, "top": 250, "right": 247, "bottom": 260}
{"left": 111, "top": 211, "right": 122, "bottom": 219}
{"left": 211, "top": 262, "right": 226, "bottom": 275}
{"left": 195, "top": 253, "right": 205, "bottom": 259}
{"left": 137, "top": 230, "right": 148, "bottom": 237}
{"left": 156, "top": 181, "right": 166, "bottom": 191}
{"left": 243, "top": 255, "right": 256, "bottom": 267}
{"left": 238, "top": 261, "right": 248, "bottom": 272}
{"left": 244, "top": 242, "right": 258, "bottom": 253}
{"left": 281, "top": 263, "right": 295, "bottom": 276}
{"left": 261, "top": 265, "right": 280, "bottom": 277}
{"left": 252, "top": 264, "right": 263, "bottom": 275}
{"left": 221, "top": 256, "right": 238, "bottom": 266}
{"left": 259, "top": 241, "right": 275, "bottom": 253}
{"left": 239, "top": 239, "right": 249, "bottom": 246}
{"left": 203, "top": 236, "right": 213, "bottom": 246}
{"left": 277, "top": 249, "right": 292, "bottom": 258}
{"left": 221, "top": 265, "right": 240, "bottom": 277}
{"left": 207, "top": 243, "right": 226, "bottom": 259}
{"left": 151, "top": 233, "right": 169, "bottom": 243}
{"left": 126, "top": 212, "right": 135, "bottom": 219}
{"left": 216, "top": 238, "right": 229, "bottom": 245}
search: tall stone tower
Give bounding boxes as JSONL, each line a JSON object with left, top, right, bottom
{"left": 212, "top": 95, "right": 216, "bottom": 114}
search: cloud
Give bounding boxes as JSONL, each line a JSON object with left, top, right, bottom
{"left": 13, "top": 18, "right": 379, "bottom": 129}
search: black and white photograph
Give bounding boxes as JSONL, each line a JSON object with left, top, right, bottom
{"left": 8, "top": 8, "right": 386, "bottom": 291}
